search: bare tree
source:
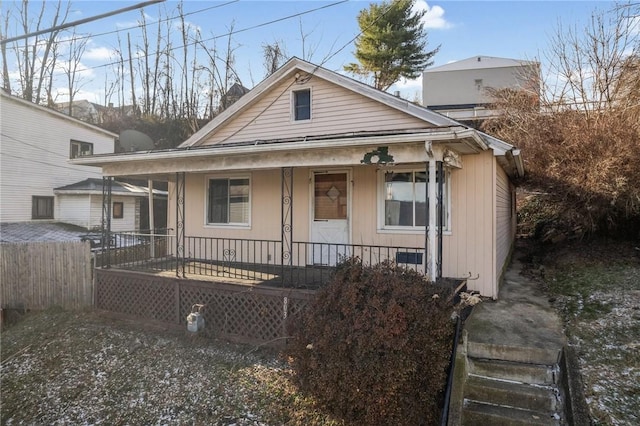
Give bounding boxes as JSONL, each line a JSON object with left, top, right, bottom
{"left": 482, "top": 3, "right": 640, "bottom": 238}
{"left": 262, "top": 40, "right": 288, "bottom": 78}
{"left": 126, "top": 32, "right": 138, "bottom": 116}
{"left": 6, "top": 0, "right": 70, "bottom": 103}
{"left": 1, "top": 13, "right": 12, "bottom": 92}
{"left": 60, "top": 30, "right": 89, "bottom": 116}
{"left": 544, "top": 4, "right": 639, "bottom": 118}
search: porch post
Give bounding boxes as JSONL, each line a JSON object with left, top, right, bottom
{"left": 175, "top": 172, "right": 186, "bottom": 278}
{"left": 281, "top": 167, "right": 293, "bottom": 286}
{"left": 427, "top": 159, "right": 437, "bottom": 281}
{"left": 101, "top": 176, "right": 113, "bottom": 269}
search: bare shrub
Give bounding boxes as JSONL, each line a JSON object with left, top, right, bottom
{"left": 286, "top": 258, "right": 454, "bottom": 425}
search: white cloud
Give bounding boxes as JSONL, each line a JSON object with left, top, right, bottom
{"left": 413, "top": 1, "right": 452, "bottom": 30}
{"left": 84, "top": 47, "right": 116, "bottom": 61}
{"left": 389, "top": 75, "right": 423, "bottom": 104}
{"left": 394, "top": 74, "right": 423, "bottom": 90}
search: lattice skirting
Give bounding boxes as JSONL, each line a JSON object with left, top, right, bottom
{"left": 95, "top": 269, "right": 315, "bottom": 346}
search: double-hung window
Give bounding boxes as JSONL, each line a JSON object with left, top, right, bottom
{"left": 32, "top": 196, "right": 54, "bottom": 219}
{"left": 292, "top": 89, "right": 311, "bottom": 121}
{"left": 381, "top": 168, "right": 450, "bottom": 231}
{"left": 207, "top": 177, "right": 250, "bottom": 225}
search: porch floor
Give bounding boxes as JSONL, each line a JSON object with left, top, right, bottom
{"left": 106, "top": 257, "right": 335, "bottom": 290}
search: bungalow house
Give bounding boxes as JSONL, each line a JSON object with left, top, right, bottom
{"left": 74, "top": 58, "right": 523, "bottom": 299}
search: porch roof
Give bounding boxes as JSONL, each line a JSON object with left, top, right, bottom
{"left": 70, "top": 126, "right": 519, "bottom": 179}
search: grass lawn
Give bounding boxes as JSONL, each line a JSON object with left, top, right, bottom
{"left": 533, "top": 241, "right": 640, "bottom": 426}
{"left": 1, "top": 309, "right": 343, "bottom": 425}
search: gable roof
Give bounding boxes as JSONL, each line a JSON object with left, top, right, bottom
{"left": 180, "top": 57, "right": 463, "bottom": 148}
{"left": 426, "top": 56, "right": 539, "bottom": 73}
{"left": 0, "top": 90, "right": 118, "bottom": 139}
{"left": 72, "top": 58, "right": 524, "bottom": 179}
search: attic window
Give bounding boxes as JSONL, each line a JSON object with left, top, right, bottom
{"left": 293, "top": 89, "right": 311, "bottom": 121}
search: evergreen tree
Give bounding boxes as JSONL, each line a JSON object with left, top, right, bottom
{"left": 345, "top": 0, "right": 439, "bottom": 91}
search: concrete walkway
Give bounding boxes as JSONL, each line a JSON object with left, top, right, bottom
{"left": 448, "top": 250, "right": 569, "bottom": 425}
{"left": 465, "top": 255, "right": 566, "bottom": 366}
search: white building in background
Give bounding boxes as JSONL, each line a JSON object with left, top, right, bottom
{"left": 0, "top": 90, "right": 117, "bottom": 224}
{"left": 423, "top": 56, "right": 540, "bottom": 126}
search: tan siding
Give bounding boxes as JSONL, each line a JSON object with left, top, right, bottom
{"left": 441, "top": 152, "right": 496, "bottom": 297}
{"left": 200, "top": 77, "right": 428, "bottom": 145}
{"left": 170, "top": 153, "right": 500, "bottom": 297}
{"left": 495, "top": 164, "right": 514, "bottom": 287}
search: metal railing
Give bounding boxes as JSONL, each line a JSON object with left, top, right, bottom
{"left": 103, "top": 232, "right": 424, "bottom": 289}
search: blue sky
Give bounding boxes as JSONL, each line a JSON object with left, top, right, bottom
{"left": 1, "top": 0, "right": 619, "bottom": 104}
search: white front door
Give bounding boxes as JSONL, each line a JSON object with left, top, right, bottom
{"left": 310, "top": 171, "right": 350, "bottom": 265}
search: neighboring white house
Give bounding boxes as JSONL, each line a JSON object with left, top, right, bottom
{"left": 0, "top": 90, "right": 118, "bottom": 224}
{"left": 423, "top": 56, "right": 540, "bottom": 125}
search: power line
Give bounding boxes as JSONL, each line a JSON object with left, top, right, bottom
{"left": 48, "top": 0, "right": 349, "bottom": 76}
{"left": 3, "top": 0, "right": 240, "bottom": 51}
{"left": 1, "top": 0, "right": 166, "bottom": 45}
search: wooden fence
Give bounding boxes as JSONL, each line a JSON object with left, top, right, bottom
{"left": 0, "top": 241, "right": 93, "bottom": 310}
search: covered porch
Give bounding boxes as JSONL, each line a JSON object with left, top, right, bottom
{"left": 89, "top": 127, "right": 484, "bottom": 289}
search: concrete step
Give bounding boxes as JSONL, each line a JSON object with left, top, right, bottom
{"left": 467, "top": 339, "right": 563, "bottom": 365}
{"left": 468, "top": 357, "right": 558, "bottom": 385}
{"left": 462, "top": 400, "right": 561, "bottom": 426}
{"left": 465, "top": 375, "right": 559, "bottom": 413}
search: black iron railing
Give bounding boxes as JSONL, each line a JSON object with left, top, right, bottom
{"left": 102, "top": 232, "right": 424, "bottom": 289}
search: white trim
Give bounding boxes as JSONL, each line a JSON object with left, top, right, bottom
{"left": 376, "top": 166, "right": 451, "bottom": 232}
{"left": 203, "top": 173, "right": 252, "bottom": 227}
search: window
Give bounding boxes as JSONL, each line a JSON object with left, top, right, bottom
{"left": 70, "top": 140, "right": 93, "bottom": 158}
{"left": 113, "top": 202, "right": 124, "bottom": 219}
{"left": 381, "top": 168, "right": 450, "bottom": 231}
{"left": 293, "top": 89, "right": 311, "bottom": 121}
{"left": 207, "top": 177, "right": 250, "bottom": 225}
{"left": 32, "top": 196, "right": 54, "bottom": 219}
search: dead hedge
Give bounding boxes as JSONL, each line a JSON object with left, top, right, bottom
{"left": 482, "top": 90, "right": 640, "bottom": 240}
